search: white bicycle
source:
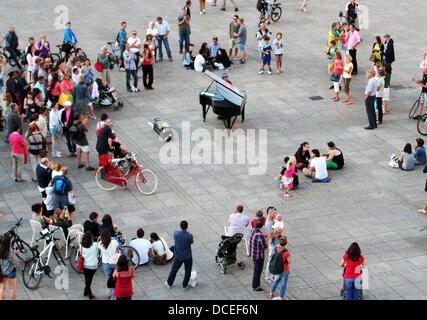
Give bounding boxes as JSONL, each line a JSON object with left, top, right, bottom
{"left": 22, "top": 227, "right": 67, "bottom": 290}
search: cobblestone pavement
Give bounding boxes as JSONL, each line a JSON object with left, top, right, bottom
{"left": 0, "top": 0, "right": 426, "bottom": 300}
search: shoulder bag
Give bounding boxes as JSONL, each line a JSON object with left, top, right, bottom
{"left": 153, "top": 239, "right": 167, "bottom": 265}
{"left": 76, "top": 247, "right": 84, "bottom": 272}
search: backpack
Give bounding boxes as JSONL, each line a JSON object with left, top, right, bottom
{"left": 69, "top": 123, "right": 84, "bottom": 141}
{"left": 256, "top": 0, "right": 264, "bottom": 12}
{"left": 53, "top": 176, "right": 66, "bottom": 195}
{"left": 269, "top": 248, "right": 288, "bottom": 275}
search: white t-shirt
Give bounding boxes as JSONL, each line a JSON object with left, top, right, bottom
{"left": 194, "top": 55, "right": 205, "bottom": 72}
{"left": 44, "top": 186, "right": 54, "bottom": 210}
{"left": 129, "top": 238, "right": 152, "bottom": 265}
{"left": 152, "top": 237, "right": 174, "bottom": 261}
{"left": 310, "top": 156, "right": 328, "bottom": 180}
{"left": 272, "top": 38, "right": 283, "bottom": 55}
{"left": 376, "top": 77, "right": 384, "bottom": 98}
{"left": 127, "top": 37, "right": 141, "bottom": 54}
{"left": 52, "top": 169, "right": 63, "bottom": 178}
{"left": 98, "top": 239, "right": 119, "bottom": 264}
{"left": 256, "top": 29, "right": 272, "bottom": 47}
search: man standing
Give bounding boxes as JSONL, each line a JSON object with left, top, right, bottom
{"left": 344, "top": 0, "right": 359, "bottom": 30}
{"left": 36, "top": 157, "right": 52, "bottom": 198}
{"left": 63, "top": 21, "right": 78, "bottom": 56}
{"left": 212, "top": 0, "right": 238, "bottom": 12}
{"left": 72, "top": 113, "right": 95, "bottom": 171}
{"left": 264, "top": 207, "right": 283, "bottom": 283}
{"left": 236, "top": 17, "right": 247, "bottom": 64}
{"left": 249, "top": 219, "right": 268, "bottom": 292}
{"left": 127, "top": 30, "right": 142, "bottom": 67}
{"left": 165, "top": 220, "right": 193, "bottom": 289}
{"left": 155, "top": 17, "right": 173, "bottom": 62}
{"left": 5, "top": 103, "right": 22, "bottom": 143}
{"left": 256, "top": 23, "right": 272, "bottom": 64}
{"left": 98, "top": 46, "right": 112, "bottom": 85}
{"left": 383, "top": 34, "right": 395, "bottom": 65}
{"left": 228, "top": 204, "right": 249, "bottom": 229}
{"left": 364, "top": 70, "right": 377, "bottom": 130}
{"left": 0, "top": 25, "right": 22, "bottom": 69}
{"left": 117, "top": 21, "right": 127, "bottom": 71}
{"left": 348, "top": 23, "right": 360, "bottom": 75}
{"left": 228, "top": 15, "right": 240, "bottom": 61}
{"left": 123, "top": 43, "right": 140, "bottom": 92}
{"left": 178, "top": 8, "right": 191, "bottom": 54}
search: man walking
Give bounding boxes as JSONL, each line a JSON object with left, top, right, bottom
{"left": 364, "top": 70, "right": 377, "bottom": 130}
{"left": 212, "top": 0, "right": 238, "bottom": 12}
{"left": 0, "top": 25, "right": 22, "bottom": 69}
{"left": 178, "top": 8, "right": 191, "bottom": 54}
{"left": 249, "top": 219, "right": 268, "bottom": 292}
{"left": 155, "top": 17, "right": 173, "bottom": 62}
{"left": 228, "top": 15, "right": 240, "bottom": 61}
{"left": 383, "top": 34, "right": 395, "bottom": 65}
{"left": 165, "top": 220, "right": 193, "bottom": 289}
{"left": 236, "top": 17, "right": 247, "bottom": 64}
{"left": 117, "top": 21, "right": 127, "bottom": 71}
{"left": 123, "top": 44, "right": 140, "bottom": 92}
{"left": 348, "top": 23, "right": 360, "bottom": 75}
{"left": 264, "top": 207, "right": 283, "bottom": 283}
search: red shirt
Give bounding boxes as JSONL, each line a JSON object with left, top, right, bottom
{"left": 343, "top": 253, "right": 364, "bottom": 279}
{"left": 251, "top": 217, "right": 266, "bottom": 228}
{"left": 277, "top": 247, "right": 290, "bottom": 273}
{"left": 113, "top": 267, "right": 135, "bottom": 298}
{"left": 9, "top": 132, "right": 26, "bottom": 154}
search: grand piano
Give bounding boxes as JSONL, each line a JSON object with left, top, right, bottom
{"left": 199, "top": 70, "right": 247, "bottom": 129}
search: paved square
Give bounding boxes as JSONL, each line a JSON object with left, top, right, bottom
{"left": 0, "top": 0, "right": 427, "bottom": 300}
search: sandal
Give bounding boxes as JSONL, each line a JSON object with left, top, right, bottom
{"left": 345, "top": 102, "right": 353, "bottom": 105}
{"left": 269, "top": 293, "right": 274, "bottom": 298}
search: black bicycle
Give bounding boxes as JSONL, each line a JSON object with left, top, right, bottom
{"left": 0, "top": 46, "right": 20, "bottom": 67}
{"left": 50, "top": 43, "right": 87, "bottom": 65}
{"left": 409, "top": 90, "right": 422, "bottom": 119}
{"left": 258, "top": 0, "right": 282, "bottom": 27}
{"left": 1, "top": 218, "right": 34, "bottom": 271}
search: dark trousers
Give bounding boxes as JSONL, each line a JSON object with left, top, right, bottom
{"left": 125, "top": 69, "right": 138, "bottom": 91}
{"left": 83, "top": 268, "right": 97, "bottom": 296}
{"left": 117, "top": 296, "right": 132, "bottom": 300}
{"left": 167, "top": 257, "right": 193, "bottom": 288}
{"left": 349, "top": 49, "right": 357, "bottom": 74}
{"left": 365, "top": 96, "right": 377, "bottom": 128}
{"left": 62, "top": 43, "right": 73, "bottom": 56}
{"left": 376, "top": 97, "right": 383, "bottom": 123}
{"left": 64, "top": 130, "right": 76, "bottom": 153}
{"left": 178, "top": 31, "right": 190, "bottom": 53}
{"left": 142, "top": 64, "right": 153, "bottom": 88}
{"left": 252, "top": 258, "right": 264, "bottom": 289}
{"left": 6, "top": 47, "right": 22, "bottom": 69}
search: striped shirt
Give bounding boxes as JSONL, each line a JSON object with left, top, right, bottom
{"left": 248, "top": 228, "right": 267, "bottom": 260}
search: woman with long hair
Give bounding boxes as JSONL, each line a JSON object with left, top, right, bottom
{"left": 331, "top": 51, "right": 343, "bottom": 101}
{"left": 81, "top": 231, "right": 98, "bottom": 299}
{"left": 340, "top": 242, "right": 366, "bottom": 300}
{"left": 49, "top": 73, "right": 61, "bottom": 105}
{"left": 26, "top": 122, "right": 46, "bottom": 181}
{"left": 113, "top": 254, "right": 135, "bottom": 300}
{"left": 97, "top": 229, "right": 119, "bottom": 300}
{"left": 371, "top": 36, "right": 384, "bottom": 65}
{"left": 342, "top": 55, "right": 354, "bottom": 105}
{"left": 0, "top": 235, "right": 17, "bottom": 300}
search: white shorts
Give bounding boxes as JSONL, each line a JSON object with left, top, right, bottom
{"left": 421, "top": 92, "right": 427, "bottom": 104}
{"left": 76, "top": 144, "right": 90, "bottom": 153}
{"left": 383, "top": 88, "right": 390, "bottom": 101}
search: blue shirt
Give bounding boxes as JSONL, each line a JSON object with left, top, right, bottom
{"left": 118, "top": 29, "right": 127, "bottom": 46}
{"left": 173, "top": 230, "right": 193, "bottom": 261}
{"left": 64, "top": 28, "right": 78, "bottom": 45}
{"left": 155, "top": 21, "right": 170, "bottom": 36}
{"left": 415, "top": 146, "right": 426, "bottom": 164}
{"left": 209, "top": 42, "right": 221, "bottom": 57}
{"left": 183, "top": 52, "right": 192, "bottom": 66}
{"left": 365, "top": 77, "right": 377, "bottom": 96}
{"left": 84, "top": 68, "right": 94, "bottom": 84}
{"left": 262, "top": 44, "right": 272, "bottom": 56}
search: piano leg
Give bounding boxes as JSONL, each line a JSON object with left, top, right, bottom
{"left": 223, "top": 116, "right": 238, "bottom": 129}
{"left": 241, "top": 105, "right": 245, "bottom": 122}
{"left": 202, "top": 104, "right": 211, "bottom": 122}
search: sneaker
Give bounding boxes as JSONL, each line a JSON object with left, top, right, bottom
{"left": 86, "top": 166, "right": 95, "bottom": 171}
{"left": 119, "top": 67, "right": 125, "bottom": 72}
{"left": 127, "top": 89, "right": 133, "bottom": 93}
{"left": 258, "top": 70, "right": 264, "bottom": 75}
{"left": 164, "top": 281, "right": 171, "bottom": 289}
{"left": 252, "top": 287, "right": 265, "bottom": 292}
{"left": 284, "top": 193, "right": 291, "bottom": 198}
{"left": 302, "top": 9, "right": 309, "bottom": 13}
{"left": 183, "top": 285, "right": 190, "bottom": 290}
{"left": 200, "top": 11, "right": 203, "bottom": 15}
{"left": 418, "top": 209, "right": 426, "bottom": 214}
{"left": 273, "top": 296, "right": 288, "bottom": 300}
{"left": 220, "top": 8, "right": 226, "bottom": 11}
{"left": 277, "top": 70, "right": 280, "bottom": 74}
{"left": 134, "top": 88, "right": 141, "bottom": 92}
{"left": 235, "top": 7, "right": 238, "bottom": 11}
{"left": 413, "top": 115, "right": 421, "bottom": 120}
{"left": 268, "top": 70, "right": 272, "bottom": 75}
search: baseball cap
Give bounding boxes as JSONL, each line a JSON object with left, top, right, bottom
{"left": 221, "top": 73, "right": 228, "bottom": 78}
{"left": 63, "top": 101, "right": 72, "bottom": 107}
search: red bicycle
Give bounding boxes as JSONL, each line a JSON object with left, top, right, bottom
{"left": 94, "top": 152, "right": 157, "bottom": 194}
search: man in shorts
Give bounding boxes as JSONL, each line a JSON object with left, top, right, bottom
{"left": 236, "top": 17, "right": 247, "bottom": 64}
{"left": 228, "top": 15, "right": 240, "bottom": 61}
{"left": 73, "top": 113, "right": 95, "bottom": 170}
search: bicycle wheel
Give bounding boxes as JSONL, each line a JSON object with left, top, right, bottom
{"left": 417, "top": 114, "right": 427, "bottom": 136}
{"left": 50, "top": 53, "right": 62, "bottom": 65}
{"left": 11, "top": 238, "right": 34, "bottom": 269}
{"left": 69, "top": 246, "right": 83, "bottom": 274}
{"left": 95, "top": 167, "right": 118, "bottom": 191}
{"left": 135, "top": 169, "right": 158, "bottom": 195}
{"left": 409, "top": 99, "right": 420, "bottom": 119}
{"left": 53, "top": 246, "right": 66, "bottom": 266}
{"left": 271, "top": 6, "right": 282, "bottom": 22}
{"left": 121, "top": 245, "right": 140, "bottom": 269}
{"left": 22, "top": 258, "right": 43, "bottom": 290}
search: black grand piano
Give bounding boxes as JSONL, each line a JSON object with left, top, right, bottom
{"left": 199, "top": 70, "right": 247, "bottom": 129}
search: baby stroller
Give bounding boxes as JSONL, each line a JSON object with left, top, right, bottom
{"left": 340, "top": 267, "right": 364, "bottom": 300}
{"left": 215, "top": 233, "right": 245, "bottom": 274}
{"left": 93, "top": 78, "right": 123, "bottom": 111}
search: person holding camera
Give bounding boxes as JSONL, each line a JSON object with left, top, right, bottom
{"left": 142, "top": 44, "right": 154, "bottom": 90}
{"left": 123, "top": 44, "right": 140, "bottom": 92}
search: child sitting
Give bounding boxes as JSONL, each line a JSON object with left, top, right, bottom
{"left": 281, "top": 156, "right": 297, "bottom": 198}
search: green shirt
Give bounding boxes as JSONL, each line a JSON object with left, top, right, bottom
{"left": 384, "top": 72, "right": 391, "bottom": 88}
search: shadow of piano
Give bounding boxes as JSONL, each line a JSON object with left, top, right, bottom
{"left": 199, "top": 70, "right": 247, "bottom": 129}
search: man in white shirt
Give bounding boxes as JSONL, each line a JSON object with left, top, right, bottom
{"left": 129, "top": 228, "right": 153, "bottom": 265}
{"left": 256, "top": 23, "right": 272, "bottom": 63}
{"left": 71, "top": 66, "right": 82, "bottom": 85}
{"left": 303, "top": 149, "right": 328, "bottom": 180}
{"left": 155, "top": 17, "right": 172, "bottom": 62}
{"left": 36, "top": 107, "right": 48, "bottom": 138}
{"left": 194, "top": 49, "right": 206, "bottom": 72}
{"left": 127, "top": 30, "right": 142, "bottom": 66}
{"left": 228, "top": 204, "right": 249, "bottom": 229}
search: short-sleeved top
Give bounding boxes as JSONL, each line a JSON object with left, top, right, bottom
{"left": 328, "top": 29, "right": 339, "bottom": 47}
{"left": 96, "top": 125, "right": 112, "bottom": 155}
{"left": 51, "top": 175, "right": 73, "bottom": 194}
{"left": 73, "top": 121, "right": 88, "bottom": 146}
{"left": 273, "top": 38, "right": 283, "bottom": 55}
{"left": 129, "top": 238, "right": 152, "bottom": 265}
{"left": 228, "top": 213, "right": 250, "bottom": 228}
{"left": 262, "top": 44, "right": 272, "bottom": 56}
{"left": 251, "top": 217, "right": 266, "bottom": 228}
{"left": 209, "top": 42, "right": 221, "bottom": 57}
{"left": 237, "top": 24, "right": 247, "bottom": 44}
{"left": 118, "top": 29, "right": 127, "bottom": 46}
{"left": 229, "top": 22, "right": 240, "bottom": 39}
{"left": 343, "top": 253, "right": 364, "bottom": 279}
{"left": 83, "top": 220, "right": 100, "bottom": 239}
{"left": 98, "top": 239, "right": 119, "bottom": 264}
{"left": 332, "top": 59, "right": 343, "bottom": 75}
{"left": 194, "top": 55, "right": 205, "bottom": 72}
{"left": 173, "top": 230, "right": 193, "bottom": 261}
{"left": 178, "top": 15, "right": 190, "bottom": 33}
{"left": 277, "top": 247, "right": 291, "bottom": 273}
{"left": 343, "top": 62, "right": 353, "bottom": 79}
{"left": 365, "top": 77, "right": 377, "bottom": 96}
{"left": 152, "top": 237, "right": 174, "bottom": 261}
{"left": 265, "top": 218, "right": 279, "bottom": 247}
{"left": 415, "top": 146, "right": 426, "bottom": 164}
{"left": 401, "top": 151, "right": 415, "bottom": 171}
{"left": 376, "top": 77, "right": 385, "bottom": 97}
{"left": 422, "top": 74, "right": 427, "bottom": 93}
{"left": 311, "top": 156, "right": 328, "bottom": 179}
{"left": 384, "top": 72, "right": 391, "bottom": 88}
{"left": 345, "top": 1, "right": 359, "bottom": 18}
{"left": 256, "top": 29, "right": 272, "bottom": 47}
{"left": 127, "top": 37, "right": 141, "bottom": 54}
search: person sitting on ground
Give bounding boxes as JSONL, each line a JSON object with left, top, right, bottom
{"left": 276, "top": 156, "right": 299, "bottom": 189}
{"left": 294, "top": 141, "right": 310, "bottom": 169}
{"left": 129, "top": 228, "right": 153, "bottom": 266}
{"left": 302, "top": 149, "right": 330, "bottom": 182}
{"left": 150, "top": 232, "right": 174, "bottom": 262}
{"left": 194, "top": 48, "right": 207, "bottom": 72}
{"left": 322, "top": 141, "right": 344, "bottom": 170}
{"left": 183, "top": 43, "right": 195, "bottom": 69}
{"left": 31, "top": 203, "right": 51, "bottom": 228}
{"left": 83, "top": 212, "right": 100, "bottom": 241}
{"left": 414, "top": 138, "right": 426, "bottom": 165}
{"left": 251, "top": 208, "right": 266, "bottom": 228}
{"left": 390, "top": 143, "right": 415, "bottom": 171}
{"left": 98, "top": 214, "right": 117, "bottom": 238}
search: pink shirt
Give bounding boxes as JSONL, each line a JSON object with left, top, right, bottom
{"left": 332, "top": 59, "right": 344, "bottom": 75}
{"left": 348, "top": 30, "right": 361, "bottom": 50}
{"left": 60, "top": 80, "right": 74, "bottom": 94}
{"left": 9, "top": 132, "right": 26, "bottom": 154}
{"left": 285, "top": 165, "right": 296, "bottom": 179}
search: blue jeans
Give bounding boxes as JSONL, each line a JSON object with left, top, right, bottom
{"left": 270, "top": 271, "right": 290, "bottom": 298}
{"left": 125, "top": 69, "right": 138, "bottom": 91}
{"left": 167, "top": 257, "right": 192, "bottom": 288}
{"left": 158, "top": 35, "right": 172, "bottom": 59}
{"left": 103, "top": 263, "right": 117, "bottom": 299}
{"left": 344, "top": 278, "right": 361, "bottom": 300}
{"left": 53, "top": 194, "right": 68, "bottom": 210}
{"left": 178, "top": 31, "right": 190, "bottom": 53}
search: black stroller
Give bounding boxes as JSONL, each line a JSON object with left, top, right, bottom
{"left": 94, "top": 78, "right": 123, "bottom": 110}
{"left": 215, "top": 233, "right": 245, "bottom": 274}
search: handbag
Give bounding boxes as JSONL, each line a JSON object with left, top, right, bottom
{"left": 153, "top": 239, "right": 167, "bottom": 265}
{"left": 76, "top": 247, "right": 84, "bottom": 272}
{"left": 107, "top": 272, "right": 116, "bottom": 289}
{"left": 58, "top": 93, "right": 69, "bottom": 106}
{"left": 324, "top": 43, "right": 330, "bottom": 54}
{"left": 330, "top": 72, "right": 340, "bottom": 82}
{"left": 95, "top": 59, "right": 104, "bottom": 72}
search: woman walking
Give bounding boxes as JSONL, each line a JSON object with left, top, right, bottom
{"left": 112, "top": 254, "right": 135, "bottom": 300}
{"left": 342, "top": 55, "right": 354, "bottom": 105}
{"left": 0, "top": 235, "right": 17, "bottom": 300}
{"left": 340, "top": 242, "right": 366, "bottom": 300}
{"left": 81, "top": 231, "right": 98, "bottom": 299}
{"left": 98, "top": 229, "right": 119, "bottom": 300}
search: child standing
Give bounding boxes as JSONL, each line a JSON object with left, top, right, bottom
{"left": 273, "top": 33, "right": 283, "bottom": 74}
{"left": 259, "top": 37, "right": 273, "bottom": 75}
{"left": 376, "top": 69, "right": 385, "bottom": 124}
{"left": 281, "top": 157, "right": 298, "bottom": 198}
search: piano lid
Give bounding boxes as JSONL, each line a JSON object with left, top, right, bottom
{"left": 204, "top": 70, "right": 246, "bottom": 107}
